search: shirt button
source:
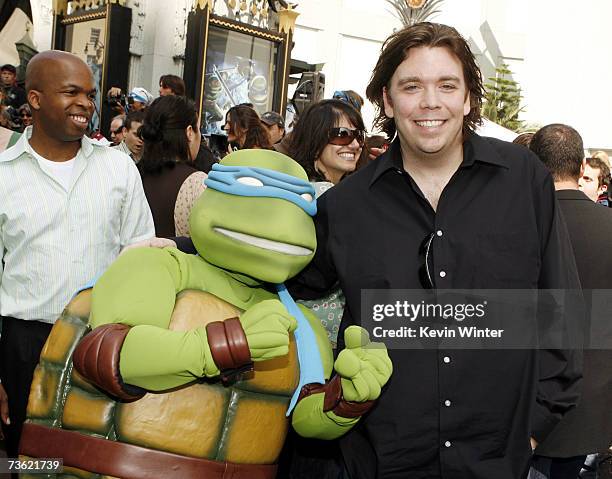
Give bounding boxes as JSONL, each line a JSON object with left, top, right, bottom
{"left": 443, "top": 356, "right": 451, "bottom": 364}
{"left": 439, "top": 270, "right": 447, "bottom": 278}
{"left": 444, "top": 399, "right": 452, "bottom": 407}
{"left": 436, "top": 230, "right": 443, "bottom": 237}
{"left": 444, "top": 441, "right": 452, "bottom": 448}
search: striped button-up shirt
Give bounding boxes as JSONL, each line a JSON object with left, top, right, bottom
{"left": 0, "top": 127, "right": 154, "bottom": 323}
{"left": 112, "top": 140, "right": 139, "bottom": 163}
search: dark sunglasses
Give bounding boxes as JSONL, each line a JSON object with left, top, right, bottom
{"left": 111, "top": 126, "right": 125, "bottom": 135}
{"left": 418, "top": 232, "right": 435, "bottom": 289}
{"left": 328, "top": 127, "right": 365, "bottom": 146}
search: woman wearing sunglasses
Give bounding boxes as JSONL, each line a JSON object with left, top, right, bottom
{"left": 280, "top": 98, "right": 366, "bottom": 479}
{"left": 289, "top": 98, "right": 366, "bottom": 189}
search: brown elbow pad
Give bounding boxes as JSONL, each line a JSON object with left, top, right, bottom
{"left": 298, "top": 375, "right": 375, "bottom": 419}
{"left": 72, "top": 323, "right": 146, "bottom": 401}
{"left": 206, "top": 318, "right": 253, "bottom": 376}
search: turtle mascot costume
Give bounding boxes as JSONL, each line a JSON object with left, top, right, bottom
{"left": 20, "top": 150, "right": 392, "bottom": 479}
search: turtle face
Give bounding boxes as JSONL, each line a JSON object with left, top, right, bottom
{"left": 190, "top": 150, "right": 317, "bottom": 284}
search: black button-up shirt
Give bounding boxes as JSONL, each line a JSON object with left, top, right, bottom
{"left": 288, "top": 134, "right": 582, "bottom": 479}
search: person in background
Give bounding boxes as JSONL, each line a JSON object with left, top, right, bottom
{"left": 113, "top": 109, "right": 145, "bottom": 163}
{"left": 0, "top": 64, "right": 26, "bottom": 112}
{"left": 591, "top": 150, "right": 612, "bottom": 207}
{"left": 359, "top": 134, "right": 389, "bottom": 169}
{"left": 16, "top": 104, "right": 32, "bottom": 132}
{"left": 138, "top": 95, "right": 206, "bottom": 237}
{"left": 332, "top": 89, "right": 365, "bottom": 113}
{"left": 529, "top": 123, "right": 612, "bottom": 479}
{"left": 158, "top": 74, "right": 185, "bottom": 97}
{"left": 106, "top": 86, "right": 153, "bottom": 116}
{"left": 579, "top": 156, "right": 610, "bottom": 205}
{"left": 278, "top": 96, "right": 366, "bottom": 479}
{"left": 127, "top": 87, "right": 153, "bottom": 111}
{"left": 290, "top": 98, "right": 365, "bottom": 189}
{"left": 108, "top": 73, "right": 184, "bottom": 116}
{"left": 0, "top": 50, "right": 154, "bottom": 471}
{"left": 0, "top": 122, "right": 20, "bottom": 152}
{"left": 192, "top": 139, "right": 216, "bottom": 174}
{"left": 109, "top": 114, "right": 126, "bottom": 145}
{"left": 591, "top": 150, "right": 610, "bottom": 169}
{"left": 223, "top": 104, "right": 272, "bottom": 150}
{"left": 513, "top": 132, "right": 535, "bottom": 148}
{"left": 332, "top": 90, "right": 389, "bottom": 162}
{"left": 260, "top": 110, "right": 285, "bottom": 144}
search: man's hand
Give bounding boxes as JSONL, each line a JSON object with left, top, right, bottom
{"left": 107, "top": 86, "right": 123, "bottom": 98}
{"left": 120, "top": 237, "right": 177, "bottom": 255}
{"left": 0, "top": 383, "right": 10, "bottom": 439}
{"left": 240, "top": 300, "right": 297, "bottom": 361}
{"left": 334, "top": 326, "right": 392, "bottom": 402}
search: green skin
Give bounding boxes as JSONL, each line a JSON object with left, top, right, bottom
{"left": 89, "top": 149, "right": 392, "bottom": 441}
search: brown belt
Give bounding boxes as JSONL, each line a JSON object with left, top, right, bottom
{"left": 20, "top": 423, "right": 277, "bottom": 479}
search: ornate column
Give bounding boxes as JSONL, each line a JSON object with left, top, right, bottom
{"left": 276, "top": 6, "right": 299, "bottom": 112}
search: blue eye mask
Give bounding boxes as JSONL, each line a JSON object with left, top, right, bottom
{"left": 204, "top": 164, "right": 317, "bottom": 216}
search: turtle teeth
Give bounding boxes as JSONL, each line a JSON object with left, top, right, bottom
{"left": 213, "top": 228, "right": 312, "bottom": 256}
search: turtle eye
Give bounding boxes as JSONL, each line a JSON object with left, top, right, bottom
{"left": 237, "top": 177, "right": 264, "bottom": 187}
{"left": 300, "top": 193, "right": 313, "bottom": 202}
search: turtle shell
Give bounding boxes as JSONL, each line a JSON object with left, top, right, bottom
{"left": 22, "top": 288, "right": 299, "bottom": 478}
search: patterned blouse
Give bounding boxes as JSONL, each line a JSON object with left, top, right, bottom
{"left": 174, "top": 171, "right": 207, "bottom": 236}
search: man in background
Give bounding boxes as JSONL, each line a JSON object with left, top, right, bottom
{"left": 113, "top": 109, "right": 145, "bottom": 163}
{"left": 530, "top": 123, "right": 612, "bottom": 479}
{"left": 261, "top": 111, "right": 285, "bottom": 144}
{"left": 127, "top": 87, "right": 153, "bottom": 112}
{"left": 109, "top": 114, "right": 126, "bottom": 145}
{"left": 579, "top": 156, "right": 609, "bottom": 205}
{"left": 0, "top": 64, "right": 26, "bottom": 112}
{"left": 158, "top": 74, "right": 185, "bottom": 97}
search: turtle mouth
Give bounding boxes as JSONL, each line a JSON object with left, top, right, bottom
{"left": 213, "top": 227, "right": 312, "bottom": 256}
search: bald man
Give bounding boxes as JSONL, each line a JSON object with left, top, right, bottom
{"left": 0, "top": 51, "right": 154, "bottom": 462}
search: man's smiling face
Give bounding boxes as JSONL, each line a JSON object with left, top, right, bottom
{"left": 383, "top": 46, "right": 470, "bottom": 160}
{"left": 31, "top": 58, "right": 96, "bottom": 142}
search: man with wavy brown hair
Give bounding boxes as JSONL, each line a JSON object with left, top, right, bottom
{"left": 289, "top": 22, "right": 582, "bottom": 479}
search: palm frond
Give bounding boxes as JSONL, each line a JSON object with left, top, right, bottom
{"left": 384, "top": 0, "right": 410, "bottom": 25}
{"left": 385, "top": 0, "right": 446, "bottom": 27}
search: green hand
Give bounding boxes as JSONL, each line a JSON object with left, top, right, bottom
{"left": 240, "top": 299, "right": 297, "bottom": 361}
{"left": 333, "top": 326, "right": 393, "bottom": 402}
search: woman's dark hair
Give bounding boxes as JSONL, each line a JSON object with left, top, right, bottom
{"left": 139, "top": 95, "right": 198, "bottom": 174}
{"left": 289, "top": 99, "right": 365, "bottom": 181}
{"left": 366, "top": 22, "right": 484, "bottom": 139}
{"left": 225, "top": 105, "right": 271, "bottom": 150}
{"left": 159, "top": 74, "right": 185, "bottom": 96}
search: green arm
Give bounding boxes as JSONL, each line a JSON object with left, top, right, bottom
{"left": 290, "top": 305, "right": 360, "bottom": 440}
{"left": 291, "top": 321, "right": 393, "bottom": 440}
{"left": 88, "top": 248, "right": 221, "bottom": 390}
{"left": 88, "top": 248, "right": 296, "bottom": 391}
{"left": 90, "top": 247, "right": 199, "bottom": 330}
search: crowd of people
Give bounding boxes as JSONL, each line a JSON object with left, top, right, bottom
{"left": 0, "top": 19, "right": 610, "bottom": 479}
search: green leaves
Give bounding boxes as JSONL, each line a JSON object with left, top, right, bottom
{"left": 482, "top": 63, "right": 526, "bottom": 132}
